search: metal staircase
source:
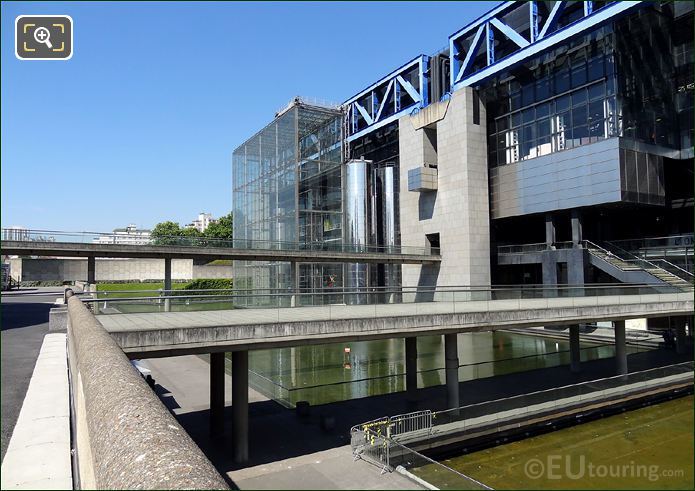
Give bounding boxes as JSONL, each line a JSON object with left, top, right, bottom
{"left": 585, "top": 240, "right": 693, "bottom": 290}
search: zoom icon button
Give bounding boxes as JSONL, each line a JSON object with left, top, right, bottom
{"left": 16, "top": 15, "right": 73, "bottom": 60}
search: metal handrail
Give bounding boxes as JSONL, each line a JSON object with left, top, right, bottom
{"left": 1, "top": 228, "right": 438, "bottom": 256}
{"left": 650, "top": 258, "right": 695, "bottom": 280}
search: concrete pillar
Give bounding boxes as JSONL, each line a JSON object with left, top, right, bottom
{"left": 675, "top": 318, "right": 687, "bottom": 355}
{"left": 444, "top": 334, "right": 459, "bottom": 412}
{"left": 545, "top": 213, "right": 556, "bottom": 249}
{"left": 210, "top": 352, "right": 225, "bottom": 436}
{"left": 614, "top": 320, "right": 628, "bottom": 376}
{"left": 232, "top": 350, "right": 249, "bottom": 463}
{"left": 571, "top": 209, "right": 583, "bottom": 246}
{"left": 163, "top": 258, "right": 172, "bottom": 291}
{"left": 164, "top": 258, "right": 172, "bottom": 312}
{"left": 405, "top": 337, "right": 418, "bottom": 401}
{"left": 569, "top": 324, "right": 581, "bottom": 373}
{"left": 87, "top": 256, "right": 96, "bottom": 284}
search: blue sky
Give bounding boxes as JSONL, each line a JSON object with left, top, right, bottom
{"left": 1, "top": 1, "right": 494, "bottom": 232}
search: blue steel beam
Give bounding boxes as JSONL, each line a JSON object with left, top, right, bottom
{"left": 343, "top": 55, "right": 428, "bottom": 143}
{"left": 453, "top": 24, "right": 486, "bottom": 86}
{"left": 452, "top": 0, "right": 646, "bottom": 90}
{"left": 538, "top": 1, "right": 566, "bottom": 39}
{"left": 489, "top": 17, "right": 531, "bottom": 48}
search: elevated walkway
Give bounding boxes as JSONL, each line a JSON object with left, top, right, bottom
{"left": 94, "top": 289, "right": 694, "bottom": 358}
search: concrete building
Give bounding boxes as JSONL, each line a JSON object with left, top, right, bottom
{"left": 93, "top": 224, "right": 151, "bottom": 246}
{"left": 232, "top": 1, "right": 694, "bottom": 297}
{"left": 186, "top": 213, "right": 215, "bottom": 233}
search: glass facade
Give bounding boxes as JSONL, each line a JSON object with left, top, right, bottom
{"left": 484, "top": 26, "right": 619, "bottom": 168}
{"left": 484, "top": 4, "right": 694, "bottom": 169}
{"left": 232, "top": 103, "right": 342, "bottom": 295}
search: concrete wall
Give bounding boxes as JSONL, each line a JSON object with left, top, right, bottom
{"left": 399, "top": 88, "right": 491, "bottom": 289}
{"left": 11, "top": 258, "right": 234, "bottom": 282}
{"left": 65, "top": 294, "right": 229, "bottom": 489}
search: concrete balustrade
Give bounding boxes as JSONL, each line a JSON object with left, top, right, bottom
{"left": 65, "top": 292, "right": 229, "bottom": 489}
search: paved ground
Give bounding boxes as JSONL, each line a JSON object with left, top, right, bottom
{"left": 144, "top": 347, "right": 691, "bottom": 489}
{"left": 1, "top": 288, "right": 64, "bottom": 462}
{"left": 144, "top": 355, "right": 418, "bottom": 489}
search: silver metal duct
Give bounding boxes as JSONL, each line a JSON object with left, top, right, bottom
{"left": 344, "top": 159, "right": 371, "bottom": 302}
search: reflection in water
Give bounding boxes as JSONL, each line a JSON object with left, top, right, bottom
{"left": 248, "top": 331, "right": 648, "bottom": 407}
{"left": 426, "top": 395, "right": 694, "bottom": 490}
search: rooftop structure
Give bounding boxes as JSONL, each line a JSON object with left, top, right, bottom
{"left": 93, "top": 224, "right": 151, "bottom": 246}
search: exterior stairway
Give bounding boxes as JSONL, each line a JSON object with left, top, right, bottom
{"left": 585, "top": 240, "right": 693, "bottom": 291}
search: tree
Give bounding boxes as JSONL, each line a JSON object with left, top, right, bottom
{"left": 204, "top": 212, "right": 233, "bottom": 242}
{"left": 150, "top": 221, "right": 183, "bottom": 245}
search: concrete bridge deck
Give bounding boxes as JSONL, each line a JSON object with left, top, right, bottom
{"left": 97, "top": 292, "right": 694, "bottom": 358}
{"left": 0, "top": 240, "right": 439, "bottom": 264}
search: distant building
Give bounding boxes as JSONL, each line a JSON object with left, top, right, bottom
{"left": 186, "top": 213, "right": 215, "bottom": 233}
{"left": 3, "top": 226, "right": 29, "bottom": 241}
{"left": 93, "top": 224, "right": 151, "bottom": 246}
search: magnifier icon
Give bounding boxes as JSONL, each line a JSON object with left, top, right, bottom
{"left": 34, "top": 27, "right": 53, "bottom": 49}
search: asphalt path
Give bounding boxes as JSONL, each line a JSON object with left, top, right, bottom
{"left": 1, "top": 287, "right": 63, "bottom": 462}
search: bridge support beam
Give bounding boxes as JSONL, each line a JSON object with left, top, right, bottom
{"left": 164, "top": 258, "right": 172, "bottom": 312}
{"left": 444, "top": 334, "right": 459, "bottom": 412}
{"left": 405, "top": 337, "right": 418, "bottom": 401}
{"left": 569, "top": 324, "right": 581, "bottom": 373}
{"left": 614, "top": 320, "right": 627, "bottom": 376}
{"left": 209, "top": 352, "right": 225, "bottom": 436}
{"left": 232, "top": 350, "right": 249, "bottom": 463}
{"left": 87, "top": 256, "right": 96, "bottom": 285}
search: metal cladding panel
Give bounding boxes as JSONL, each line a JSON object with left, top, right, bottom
{"left": 490, "top": 137, "right": 623, "bottom": 218}
{"left": 378, "top": 166, "right": 398, "bottom": 249}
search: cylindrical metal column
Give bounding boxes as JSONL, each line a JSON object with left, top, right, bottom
{"left": 344, "top": 159, "right": 370, "bottom": 304}
{"left": 569, "top": 324, "right": 581, "bottom": 373}
{"left": 405, "top": 337, "right": 417, "bottom": 401}
{"left": 444, "top": 334, "right": 460, "bottom": 412}
{"left": 614, "top": 320, "right": 627, "bottom": 376}
{"left": 232, "top": 350, "right": 249, "bottom": 463}
{"left": 377, "top": 165, "right": 401, "bottom": 302}
{"left": 210, "top": 352, "right": 225, "bottom": 436}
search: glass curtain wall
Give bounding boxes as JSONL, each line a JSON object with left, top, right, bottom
{"left": 484, "top": 26, "right": 618, "bottom": 168}
{"left": 232, "top": 103, "right": 342, "bottom": 303}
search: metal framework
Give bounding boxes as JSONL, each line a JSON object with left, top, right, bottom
{"left": 342, "top": 55, "right": 429, "bottom": 143}
{"left": 450, "top": 0, "right": 646, "bottom": 90}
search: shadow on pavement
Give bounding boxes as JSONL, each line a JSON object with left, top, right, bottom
{"left": 162, "top": 347, "right": 692, "bottom": 476}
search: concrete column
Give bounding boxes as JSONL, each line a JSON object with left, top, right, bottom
{"left": 571, "top": 209, "right": 583, "bottom": 246}
{"left": 164, "top": 258, "right": 172, "bottom": 312}
{"left": 444, "top": 334, "right": 459, "bottom": 412}
{"left": 569, "top": 324, "right": 581, "bottom": 373}
{"left": 87, "top": 256, "right": 96, "bottom": 284}
{"left": 209, "top": 352, "right": 225, "bottom": 436}
{"left": 232, "top": 350, "right": 249, "bottom": 463}
{"left": 163, "top": 258, "right": 172, "bottom": 291}
{"left": 545, "top": 213, "right": 556, "bottom": 249}
{"left": 675, "top": 318, "right": 687, "bottom": 355}
{"left": 405, "top": 337, "right": 418, "bottom": 401}
{"left": 614, "top": 320, "right": 628, "bottom": 376}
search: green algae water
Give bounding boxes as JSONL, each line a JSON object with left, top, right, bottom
{"left": 415, "top": 395, "right": 694, "bottom": 490}
{"left": 245, "top": 331, "right": 649, "bottom": 407}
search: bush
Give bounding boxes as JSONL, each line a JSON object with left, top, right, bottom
{"left": 182, "top": 278, "right": 233, "bottom": 294}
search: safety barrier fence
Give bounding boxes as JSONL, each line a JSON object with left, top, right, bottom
{"left": 0, "top": 228, "right": 438, "bottom": 256}
{"left": 245, "top": 339, "right": 656, "bottom": 408}
{"left": 351, "top": 362, "right": 693, "bottom": 489}
{"left": 79, "top": 283, "right": 690, "bottom": 315}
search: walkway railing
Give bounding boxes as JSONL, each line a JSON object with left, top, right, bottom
{"left": 351, "top": 362, "right": 693, "bottom": 489}
{"left": 1, "top": 228, "right": 439, "bottom": 256}
{"left": 81, "top": 283, "right": 690, "bottom": 315}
